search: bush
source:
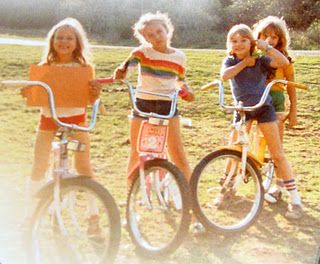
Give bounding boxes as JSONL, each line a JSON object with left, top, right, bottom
{"left": 291, "top": 20, "right": 320, "bottom": 50}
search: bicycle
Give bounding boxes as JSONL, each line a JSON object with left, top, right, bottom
{"left": 190, "top": 79, "right": 307, "bottom": 233}
{"left": 98, "top": 78, "right": 192, "bottom": 258}
{"left": 1, "top": 80, "right": 121, "bottom": 264}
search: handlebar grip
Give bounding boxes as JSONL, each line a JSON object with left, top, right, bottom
{"left": 97, "top": 77, "right": 114, "bottom": 84}
{"left": 200, "top": 80, "right": 220, "bottom": 91}
{"left": 286, "top": 81, "right": 308, "bottom": 90}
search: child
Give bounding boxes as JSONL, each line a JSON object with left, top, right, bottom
{"left": 112, "top": 12, "right": 195, "bottom": 185}
{"left": 253, "top": 16, "right": 297, "bottom": 203}
{"left": 23, "top": 18, "right": 100, "bottom": 230}
{"left": 220, "top": 24, "right": 303, "bottom": 219}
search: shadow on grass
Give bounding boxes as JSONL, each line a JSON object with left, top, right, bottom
{"left": 178, "top": 201, "right": 320, "bottom": 264}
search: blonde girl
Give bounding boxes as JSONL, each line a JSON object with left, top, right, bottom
{"left": 24, "top": 18, "right": 100, "bottom": 231}
{"left": 253, "top": 16, "right": 297, "bottom": 204}
{"left": 220, "top": 24, "right": 303, "bottom": 219}
{"left": 113, "top": 12, "right": 195, "bottom": 185}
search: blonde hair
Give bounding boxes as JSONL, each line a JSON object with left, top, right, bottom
{"left": 253, "top": 16, "right": 290, "bottom": 57}
{"left": 133, "top": 11, "right": 174, "bottom": 45}
{"left": 41, "top": 17, "right": 91, "bottom": 65}
{"left": 226, "top": 24, "right": 256, "bottom": 56}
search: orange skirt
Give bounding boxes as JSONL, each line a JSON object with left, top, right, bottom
{"left": 38, "top": 114, "right": 86, "bottom": 131}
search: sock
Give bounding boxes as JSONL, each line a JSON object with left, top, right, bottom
{"left": 284, "top": 179, "right": 301, "bottom": 205}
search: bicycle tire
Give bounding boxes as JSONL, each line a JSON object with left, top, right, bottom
{"left": 126, "top": 159, "right": 191, "bottom": 258}
{"left": 27, "top": 176, "right": 121, "bottom": 264}
{"left": 190, "top": 149, "right": 264, "bottom": 233}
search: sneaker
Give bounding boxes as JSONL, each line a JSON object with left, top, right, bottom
{"left": 87, "top": 215, "right": 102, "bottom": 237}
{"left": 264, "top": 189, "right": 282, "bottom": 204}
{"left": 210, "top": 193, "right": 225, "bottom": 209}
{"left": 191, "top": 222, "right": 206, "bottom": 235}
{"left": 285, "top": 204, "right": 304, "bottom": 219}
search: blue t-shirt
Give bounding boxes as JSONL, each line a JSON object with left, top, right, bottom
{"left": 222, "top": 55, "right": 274, "bottom": 106}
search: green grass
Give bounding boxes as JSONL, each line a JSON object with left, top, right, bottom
{"left": 0, "top": 44, "right": 319, "bottom": 263}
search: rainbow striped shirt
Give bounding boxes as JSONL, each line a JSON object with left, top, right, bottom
{"left": 121, "top": 46, "right": 187, "bottom": 100}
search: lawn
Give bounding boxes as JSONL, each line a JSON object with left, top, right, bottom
{"left": 0, "top": 44, "right": 319, "bottom": 264}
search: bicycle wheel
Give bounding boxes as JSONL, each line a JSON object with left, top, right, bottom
{"left": 126, "top": 159, "right": 191, "bottom": 258}
{"left": 27, "top": 176, "right": 121, "bottom": 264}
{"left": 190, "top": 149, "right": 264, "bottom": 233}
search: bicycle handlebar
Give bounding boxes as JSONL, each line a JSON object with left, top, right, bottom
{"left": 1, "top": 80, "right": 100, "bottom": 132}
{"left": 97, "top": 78, "right": 179, "bottom": 119}
{"left": 201, "top": 79, "right": 308, "bottom": 112}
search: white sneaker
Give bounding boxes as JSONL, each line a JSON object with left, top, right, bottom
{"left": 191, "top": 222, "right": 206, "bottom": 235}
{"left": 264, "top": 188, "right": 282, "bottom": 204}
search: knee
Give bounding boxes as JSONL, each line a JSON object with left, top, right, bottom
{"left": 271, "top": 151, "right": 286, "bottom": 165}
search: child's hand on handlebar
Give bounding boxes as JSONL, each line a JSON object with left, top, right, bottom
{"left": 89, "top": 79, "right": 102, "bottom": 98}
{"left": 113, "top": 67, "right": 127, "bottom": 80}
{"left": 179, "top": 84, "right": 195, "bottom": 102}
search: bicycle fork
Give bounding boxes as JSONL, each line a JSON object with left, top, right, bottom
{"left": 52, "top": 141, "right": 68, "bottom": 235}
{"left": 138, "top": 155, "right": 168, "bottom": 210}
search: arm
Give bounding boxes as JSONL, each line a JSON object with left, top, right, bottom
{"left": 285, "top": 63, "right": 297, "bottom": 127}
{"left": 256, "top": 40, "right": 289, "bottom": 68}
{"left": 220, "top": 57, "right": 256, "bottom": 81}
{"left": 179, "top": 83, "right": 195, "bottom": 102}
{"left": 178, "top": 51, "right": 195, "bottom": 102}
{"left": 114, "top": 49, "right": 140, "bottom": 80}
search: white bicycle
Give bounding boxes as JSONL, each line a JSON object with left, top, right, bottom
{"left": 1, "top": 80, "right": 121, "bottom": 264}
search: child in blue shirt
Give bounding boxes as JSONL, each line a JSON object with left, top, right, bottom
{"left": 220, "top": 24, "right": 303, "bottom": 219}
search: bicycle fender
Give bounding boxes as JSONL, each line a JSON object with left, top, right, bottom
{"left": 217, "top": 145, "right": 263, "bottom": 168}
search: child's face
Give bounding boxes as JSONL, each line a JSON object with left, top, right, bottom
{"left": 53, "top": 26, "right": 77, "bottom": 58}
{"left": 259, "top": 31, "right": 279, "bottom": 48}
{"left": 230, "top": 33, "right": 251, "bottom": 58}
{"left": 142, "top": 21, "right": 168, "bottom": 51}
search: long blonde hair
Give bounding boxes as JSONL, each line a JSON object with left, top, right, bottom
{"left": 253, "top": 16, "right": 290, "bottom": 58}
{"left": 133, "top": 11, "right": 174, "bottom": 46}
{"left": 226, "top": 24, "right": 256, "bottom": 56}
{"left": 41, "top": 17, "right": 91, "bottom": 65}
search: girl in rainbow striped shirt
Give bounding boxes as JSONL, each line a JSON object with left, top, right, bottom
{"left": 114, "top": 12, "right": 195, "bottom": 185}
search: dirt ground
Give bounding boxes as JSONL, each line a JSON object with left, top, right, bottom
{"left": 0, "top": 163, "right": 319, "bottom": 264}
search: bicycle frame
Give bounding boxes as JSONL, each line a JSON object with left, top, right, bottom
{"left": 124, "top": 80, "right": 180, "bottom": 209}
{"left": 1, "top": 80, "right": 101, "bottom": 234}
{"left": 205, "top": 79, "right": 307, "bottom": 191}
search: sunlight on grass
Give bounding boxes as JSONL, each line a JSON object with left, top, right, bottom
{"left": 0, "top": 44, "right": 319, "bottom": 263}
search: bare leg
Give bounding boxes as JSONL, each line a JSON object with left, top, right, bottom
{"left": 167, "top": 117, "right": 192, "bottom": 182}
{"left": 127, "top": 118, "right": 143, "bottom": 185}
{"left": 31, "top": 130, "right": 55, "bottom": 181}
{"left": 258, "top": 121, "right": 294, "bottom": 182}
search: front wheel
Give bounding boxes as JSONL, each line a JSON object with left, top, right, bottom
{"left": 27, "top": 176, "right": 121, "bottom": 264}
{"left": 126, "top": 159, "right": 191, "bottom": 258}
{"left": 190, "top": 149, "right": 264, "bottom": 233}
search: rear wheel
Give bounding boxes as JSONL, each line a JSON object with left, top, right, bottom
{"left": 27, "top": 176, "right": 121, "bottom": 264}
{"left": 126, "top": 159, "right": 191, "bottom": 258}
{"left": 190, "top": 149, "right": 264, "bottom": 233}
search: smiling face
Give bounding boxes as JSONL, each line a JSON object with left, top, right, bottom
{"left": 229, "top": 33, "right": 252, "bottom": 58}
{"left": 141, "top": 21, "right": 169, "bottom": 52}
{"left": 53, "top": 26, "right": 78, "bottom": 61}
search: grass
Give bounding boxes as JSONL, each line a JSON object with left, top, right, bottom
{"left": 0, "top": 44, "right": 319, "bottom": 264}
